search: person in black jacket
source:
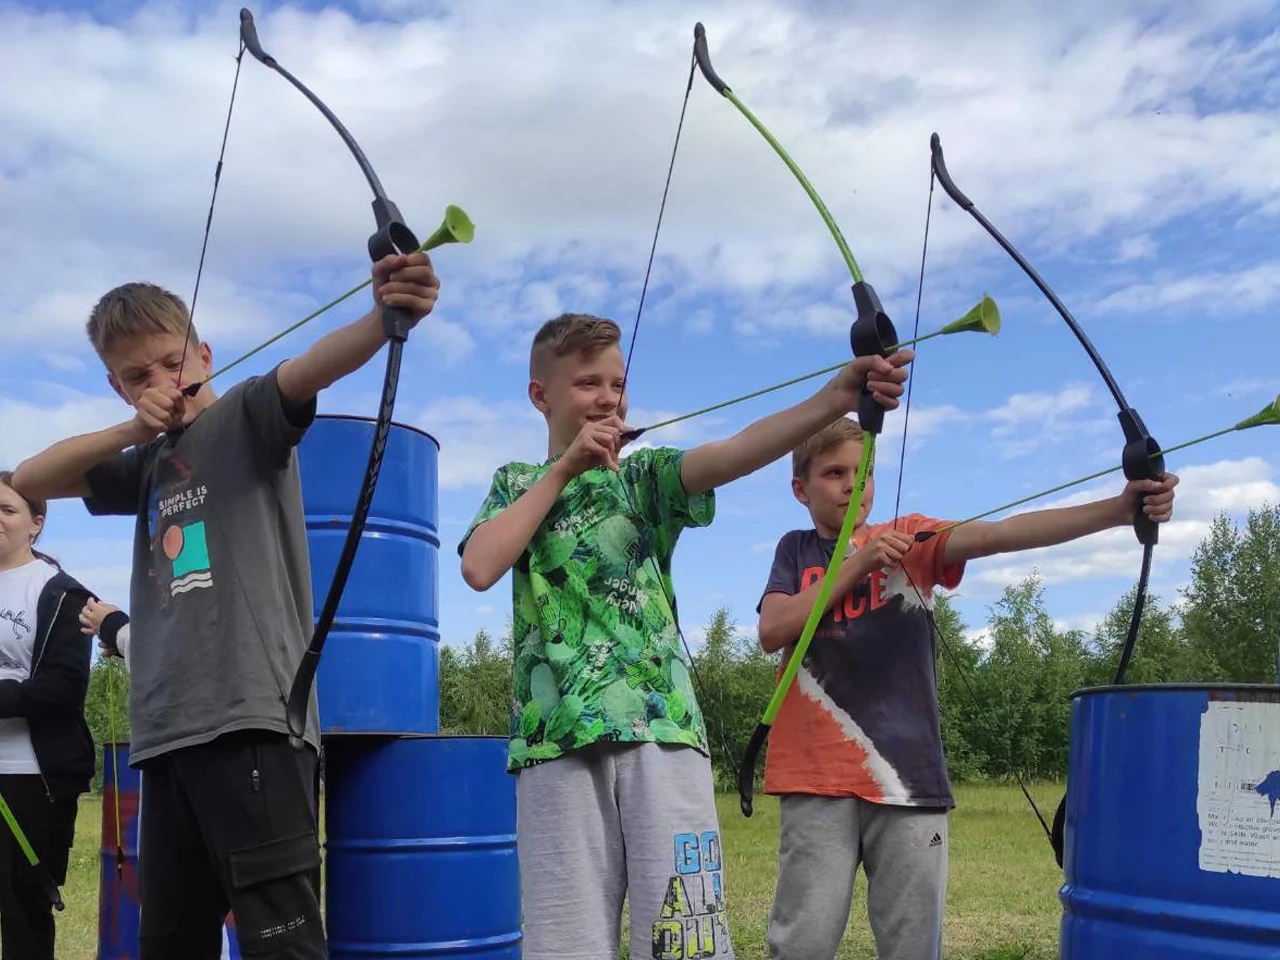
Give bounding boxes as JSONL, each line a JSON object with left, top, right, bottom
{"left": 0, "top": 470, "right": 94, "bottom": 959}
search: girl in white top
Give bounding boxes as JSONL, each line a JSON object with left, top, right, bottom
{"left": 0, "top": 471, "right": 93, "bottom": 959}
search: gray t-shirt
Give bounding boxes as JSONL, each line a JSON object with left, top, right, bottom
{"left": 85, "top": 367, "right": 320, "bottom": 764}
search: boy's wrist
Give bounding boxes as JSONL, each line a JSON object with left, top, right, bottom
{"left": 842, "top": 549, "right": 871, "bottom": 584}
{"left": 817, "top": 379, "right": 853, "bottom": 418}
{"left": 1110, "top": 494, "right": 1134, "bottom": 527}
{"left": 119, "top": 418, "right": 155, "bottom": 449}
{"left": 545, "top": 459, "right": 575, "bottom": 489}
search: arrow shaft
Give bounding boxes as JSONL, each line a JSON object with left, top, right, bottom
{"left": 199, "top": 276, "right": 373, "bottom": 389}
{"left": 640, "top": 361, "right": 848, "bottom": 435}
{"left": 933, "top": 421, "right": 1244, "bottom": 536}
{"left": 629, "top": 327, "right": 956, "bottom": 438}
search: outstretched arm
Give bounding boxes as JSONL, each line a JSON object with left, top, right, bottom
{"left": 276, "top": 252, "right": 439, "bottom": 406}
{"left": 680, "top": 352, "right": 912, "bottom": 497}
{"left": 943, "top": 475, "right": 1179, "bottom": 565}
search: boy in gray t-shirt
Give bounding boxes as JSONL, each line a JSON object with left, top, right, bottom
{"left": 13, "top": 251, "right": 439, "bottom": 959}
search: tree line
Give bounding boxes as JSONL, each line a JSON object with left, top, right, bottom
{"left": 83, "top": 506, "right": 1279, "bottom": 792}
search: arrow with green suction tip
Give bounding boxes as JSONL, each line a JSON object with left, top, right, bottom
{"left": 914, "top": 395, "right": 1280, "bottom": 543}
{"left": 0, "top": 787, "right": 63, "bottom": 910}
{"left": 180, "top": 204, "right": 475, "bottom": 398}
{"left": 621, "top": 295, "right": 1001, "bottom": 442}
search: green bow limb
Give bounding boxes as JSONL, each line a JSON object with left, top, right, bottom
{"left": 690, "top": 23, "right": 990, "bottom": 817}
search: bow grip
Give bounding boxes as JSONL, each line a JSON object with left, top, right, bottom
{"left": 849, "top": 281, "right": 898, "bottom": 435}
{"left": 369, "top": 198, "right": 422, "bottom": 342}
{"left": 1119, "top": 408, "right": 1164, "bottom": 547}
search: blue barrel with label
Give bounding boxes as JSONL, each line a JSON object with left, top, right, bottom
{"left": 98, "top": 741, "right": 243, "bottom": 958}
{"left": 1059, "top": 684, "right": 1280, "bottom": 958}
{"left": 297, "top": 415, "right": 441, "bottom": 735}
{"left": 324, "top": 735, "right": 521, "bottom": 958}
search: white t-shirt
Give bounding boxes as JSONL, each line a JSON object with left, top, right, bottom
{"left": 0, "top": 557, "right": 58, "bottom": 774}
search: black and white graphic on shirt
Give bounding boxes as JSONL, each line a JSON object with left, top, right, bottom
{"left": 0, "top": 606, "right": 31, "bottom": 643}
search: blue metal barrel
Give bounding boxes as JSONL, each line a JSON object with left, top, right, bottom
{"left": 297, "top": 415, "right": 441, "bottom": 734}
{"left": 1060, "top": 684, "right": 1280, "bottom": 958}
{"left": 98, "top": 741, "right": 243, "bottom": 958}
{"left": 324, "top": 735, "right": 522, "bottom": 958}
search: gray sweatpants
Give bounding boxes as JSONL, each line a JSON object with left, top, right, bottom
{"left": 516, "top": 741, "right": 735, "bottom": 960}
{"left": 768, "top": 794, "right": 948, "bottom": 960}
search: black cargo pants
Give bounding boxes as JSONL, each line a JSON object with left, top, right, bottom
{"left": 137, "top": 730, "right": 326, "bottom": 959}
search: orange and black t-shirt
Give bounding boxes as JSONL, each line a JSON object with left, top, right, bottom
{"left": 756, "top": 514, "right": 965, "bottom": 808}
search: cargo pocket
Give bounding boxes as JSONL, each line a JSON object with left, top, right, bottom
{"left": 227, "top": 831, "right": 324, "bottom": 955}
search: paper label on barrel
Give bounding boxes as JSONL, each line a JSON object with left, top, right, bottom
{"left": 1197, "top": 700, "right": 1280, "bottom": 879}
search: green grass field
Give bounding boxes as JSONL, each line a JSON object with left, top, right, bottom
{"left": 52, "top": 782, "right": 1064, "bottom": 959}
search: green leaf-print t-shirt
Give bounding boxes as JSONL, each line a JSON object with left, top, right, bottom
{"left": 458, "top": 446, "right": 715, "bottom": 772}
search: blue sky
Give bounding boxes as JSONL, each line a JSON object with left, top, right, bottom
{"left": 1, "top": 0, "right": 1277, "bottom": 655}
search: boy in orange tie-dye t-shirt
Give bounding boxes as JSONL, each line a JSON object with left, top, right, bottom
{"left": 756, "top": 417, "right": 1180, "bottom": 960}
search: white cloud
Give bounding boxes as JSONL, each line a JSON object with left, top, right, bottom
{"left": 1117, "top": 235, "right": 1156, "bottom": 261}
{"left": 985, "top": 383, "right": 1113, "bottom": 459}
{"left": 966, "top": 626, "right": 994, "bottom": 651}
{"left": 1216, "top": 377, "right": 1279, "bottom": 400}
{"left": 1, "top": 0, "right": 1277, "bottom": 366}
{"left": 1095, "top": 263, "right": 1280, "bottom": 316}
{"left": 1053, "top": 611, "right": 1109, "bottom": 634}
{"left": 415, "top": 395, "right": 546, "bottom": 490}
{"left": 0, "top": 391, "right": 127, "bottom": 466}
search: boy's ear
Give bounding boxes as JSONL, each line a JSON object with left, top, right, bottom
{"left": 791, "top": 475, "right": 809, "bottom": 505}
{"left": 528, "top": 378, "right": 550, "bottom": 414}
{"left": 198, "top": 341, "right": 213, "bottom": 374}
{"left": 105, "top": 371, "right": 131, "bottom": 406}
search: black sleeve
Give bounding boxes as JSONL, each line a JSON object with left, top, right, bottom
{"left": 240, "top": 365, "right": 318, "bottom": 472}
{"left": 84, "top": 445, "right": 149, "bottom": 516}
{"left": 99, "top": 610, "right": 130, "bottom": 657}
{"left": 0, "top": 587, "right": 92, "bottom": 721}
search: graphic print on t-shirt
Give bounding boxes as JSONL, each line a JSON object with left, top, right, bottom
{"left": 146, "top": 451, "right": 214, "bottom": 604}
{"left": 460, "top": 448, "right": 716, "bottom": 771}
{"left": 760, "top": 517, "right": 964, "bottom": 808}
{"left": 0, "top": 606, "right": 30, "bottom": 645}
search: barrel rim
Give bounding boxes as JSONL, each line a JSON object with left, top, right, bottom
{"left": 314, "top": 413, "right": 441, "bottom": 450}
{"left": 1071, "top": 681, "right": 1280, "bottom": 698}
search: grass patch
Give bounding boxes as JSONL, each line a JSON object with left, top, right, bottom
{"left": 53, "top": 783, "right": 1064, "bottom": 958}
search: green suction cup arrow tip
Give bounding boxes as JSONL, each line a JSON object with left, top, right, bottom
{"left": 444, "top": 204, "right": 475, "bottom": 244}
{"left": 940, "top": 294, "right": 1001, "bottom": 336}
{"left": 1236, "top": 395, "right": 1280, "bottom": 430}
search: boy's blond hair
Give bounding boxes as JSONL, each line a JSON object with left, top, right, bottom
{"left": 793, "top": 417, "right": 866, "bottom": 479}
{"left": 529, "top": 313, "right": 621, "bottom": 380}
{"left": 87, "top": 282, "right": 197, "bottom": 362}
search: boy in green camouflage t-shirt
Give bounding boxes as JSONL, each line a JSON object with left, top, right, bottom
{"left": 459, "top": 313, "right": 911, "bottom": 960}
